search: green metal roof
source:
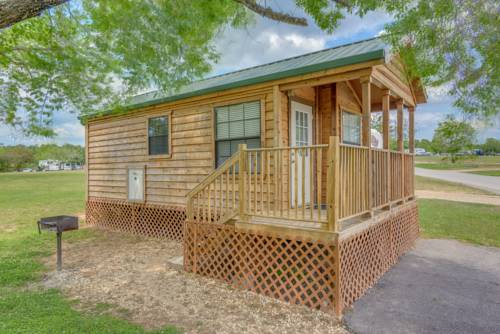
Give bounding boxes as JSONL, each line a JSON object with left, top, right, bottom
{"left": 85, "top": 37, "right": 387, "bottom": 121}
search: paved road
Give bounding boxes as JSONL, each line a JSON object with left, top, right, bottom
{"left": 415, "top": 167, "right": 500, "bottom": 195}
{"left": 344, "top": 239, "right": 500, "bottom": 334}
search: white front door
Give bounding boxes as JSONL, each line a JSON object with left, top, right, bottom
{"left": 290, "top": 101, "right": 313, "bottom": 207}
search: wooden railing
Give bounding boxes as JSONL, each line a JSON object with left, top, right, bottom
{"left": 186, "top": 137, "right": 415, "bottom": 232}
{"left": 372, "top": 148, "right": 390, "bottom": 209}
{"left": 403, "top": 153, "right": 414, "bottom": 198}
{"left": 338, "top": 144, "right": 370, "bottom": 220}
{"left": 390, "top": 151, "right": 404, "bottom": 201}
{"left": 186, "top": 153, "right": 240, "bottom": 224}
{"left": 244, "top": 145, "right": 329, "bottom": 224}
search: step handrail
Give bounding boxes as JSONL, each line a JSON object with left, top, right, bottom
{"left": 186, "top": 149, "right": 242, "bottom": 222}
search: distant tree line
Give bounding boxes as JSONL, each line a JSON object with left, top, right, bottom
{"left": 416, "top": 116, "right": 500, "bottom": 162}
{"left": 417, "top": 138, "right": 500, "bottom": 155}
{"left": 0, "top": 144, "right": 84, "bottom": 172}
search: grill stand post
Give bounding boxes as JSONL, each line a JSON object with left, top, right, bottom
{"left": 56, "top": 231, "right": 62, "bottom": 271}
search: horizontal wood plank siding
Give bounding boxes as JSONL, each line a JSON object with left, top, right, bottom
{"left": 87, "top": 90, "right": 273, "bottom": 206}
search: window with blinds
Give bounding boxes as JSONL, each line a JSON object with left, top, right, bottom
{"left": 215, "top": 100, "right": 261, "bottom": 167}
{"left": 148, "top": 115, "right": 170, "bottom": 155}
{"left": 342, "top": 110, "right": 361, "bottom": 145}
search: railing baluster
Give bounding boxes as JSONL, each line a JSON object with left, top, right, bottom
{"left": 260, "top": 151, "right": 264, "bottom": 214}
{"left": 282, "top": 149, "right": 286, "bottom": 217}
{"left": 317, "top": 148, "right": 322, "bottom": 221}
{"left": 266, "top": 150, "right": 271, "bottom": 216}
{"left": 309, "top": 147, "right": 314, "bottom": 221}
{"left": 301, "top": 147, "right": 306, "bottom": 219}
{"left": 225, "top": 169, "right": 229, "bottom": 210}
{"left": 293, "top": 148, "right": 299, "bottom": 218}
{"left": 253, "top": 152, "right": 257, "bottom": 213}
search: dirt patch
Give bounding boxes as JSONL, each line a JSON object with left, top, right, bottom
{"left": 416, "top": 190, "right": 500, "bottom": 206}
{"left": 42, "top": 230, "right": 348, "bottom": 334}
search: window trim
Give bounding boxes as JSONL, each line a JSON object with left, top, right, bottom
{"left": 212, "top": 98, "right": 263, "bottom": 169}
{"left": 341, "top": 108, "right": 362, "bottom": 146}
{"left": 146, "top": 111, "right": 172, "bottom": 159}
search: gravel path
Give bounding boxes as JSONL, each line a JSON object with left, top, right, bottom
{"left": 42, "top": 230, "right": 348, "bottom": 334}
{"left": 415, "top": 168, "right": 500, "bottom": 194}
{"left": 416, "top": 190, "right": 500, "bottom": 205}
{"left": 344, "top": 239, "right": 500, "bottom": 334}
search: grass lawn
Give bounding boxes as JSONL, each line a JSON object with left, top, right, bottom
{"left": 415, "top": 155, "right": 500, "bottom": 170}
{"left": 415, "top": 175, "right": 496, "bottom": 195}
{"left": 418, "top": 199, "right": 500, "bottom": 247}
{"left": 466, "top": 170, "right": 500, "bottom": 177}
{"left": 0, "top": 171, "right": 178, "bottom": 334}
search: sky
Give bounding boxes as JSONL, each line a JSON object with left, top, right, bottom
{"left": 0, "top": 2, "right": 498, "bottom": 146}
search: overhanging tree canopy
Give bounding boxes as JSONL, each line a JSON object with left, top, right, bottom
{"left": 0, "top": 0, "right": 498, "bottom": 136}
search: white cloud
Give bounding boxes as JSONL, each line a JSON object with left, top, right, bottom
{"left": 53, "top": 122, "right": 85, "bottom": 144}
{"left": 211, "top": 6, "right": 392, "bottom": 75}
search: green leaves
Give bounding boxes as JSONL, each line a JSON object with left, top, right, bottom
{"left": 1, "top": 0, "right": 498, "bottom": 137}
{"left": 432, "top": 115, "right": 476, "bottom": 161}
{"left": 383, "top": 0, "right": 500, "bottom": 118}
{"left": 0, "top": 0, "right": 248, "bottom": 136}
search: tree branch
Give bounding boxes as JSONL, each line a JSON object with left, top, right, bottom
{"left": 0, "top": 0, "right": 68, "bottom": 29}
{"left": 234, "top": 0, "right": 308, "bottom": 26}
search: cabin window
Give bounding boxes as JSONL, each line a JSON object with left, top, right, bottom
{"left": 148, "top": 115, "right": 170, "bottom": 156}
{"left": 342, "top": 110, "right": 361, "bottom": 145}
{"left": 215, "top": 100, "right": 261, "bottom": 167}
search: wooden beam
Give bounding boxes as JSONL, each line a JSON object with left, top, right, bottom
{"left": 327, "top": 136, "right": 340, "bottom": 232}
{"left": 396, "top": 100, "right": 404, "bottom": 152}
{"left": 238, "top": 144, "right": 247, "bottom": 221}
{"left": 372, "top": 67, "right": 415, "bottom": 107}
{"left": 361, "top": 77, "right": 373, "bottom": 215}
{"left": 279, "top": 68, "right": 373, "bottom": 91}
{"left": 273, "top": 85, "right": 282, "bottom": 147}
{"left": 382, "top": 89, "right": 390, "bottom": 150}
{"left": 331, "top": 84, "right": 340, "bottom": 137}
{"left": 346, "top": 80, "right": 362, "bottom": 107}
{"left": 409, "top": 106, "right": 415, "bottom": 153}
{"left": 361, "top": 77, "right": 372, "bottom": 147}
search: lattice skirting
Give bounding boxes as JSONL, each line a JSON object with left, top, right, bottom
{"left": 184, "top": 201, "right": 419, "bottom": 316}
{"left": 86, "top": 197, "right": 185, "bottom": 241}
{"left": 338, "top": 201, "right": 419, "bottom": 312}
{"left": 183, "top": 221, "right": 339, "bottom": 313}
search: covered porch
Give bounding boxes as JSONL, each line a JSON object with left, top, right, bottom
{"left": 186, "top": 65, "right": 421, "bottom": 239}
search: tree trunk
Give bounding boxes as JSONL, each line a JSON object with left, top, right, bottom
{"left": 0, "top": 0, "right": 68, "bottom": 29}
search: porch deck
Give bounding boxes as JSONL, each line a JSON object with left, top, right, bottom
{"left": 186, "top": 139, "right": 415, "bottom": 239}
{"left": 233, "top": 197, "right": 415, "bottom": 241}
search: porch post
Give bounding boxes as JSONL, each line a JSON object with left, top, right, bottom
{"left": 382, "top": 89, "right": 391, "bottom": 206}
{"left": 408, "top": 106, "right": 415, "bottom": 153}
{"left": 361, "top": 77, "right": 373, "bottom": 214}
{"left": 361, "top": 78, "right": 372, "bottom": 147}
{"left": 327, "top": 136, "right": 340, "bottom": 232}
{"left": 273, "top": 85, "right": 282, "bottom": 147}
{"left": 396, "top": 101, "right": 404, "bottom": 200}
{"left": 238, "top": 144, "right": 247, "bottom": 221}
{"left": 382, "top": 90, "right": 390, "bottom": 150}
{"left": 396, "top": 100, "right": 404, "bottom": 152}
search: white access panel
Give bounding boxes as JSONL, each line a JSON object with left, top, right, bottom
{"left": 128, "top": 167, "right": 144, "bottom": 201}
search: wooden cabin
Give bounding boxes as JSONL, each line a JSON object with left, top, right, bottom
{"left": 83, "top": 37, "right": 426, "bottom": 316}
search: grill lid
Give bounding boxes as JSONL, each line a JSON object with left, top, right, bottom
{"left": 38, "top": 215, "right": 78, "bottom": 233}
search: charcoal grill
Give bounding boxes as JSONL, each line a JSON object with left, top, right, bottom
{"left": 37, "top": 215, "right": 78, "bottom": 271}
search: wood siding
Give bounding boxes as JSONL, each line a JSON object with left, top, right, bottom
{"left": 87, "top": 90, "right": 274, "bottom": 206}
